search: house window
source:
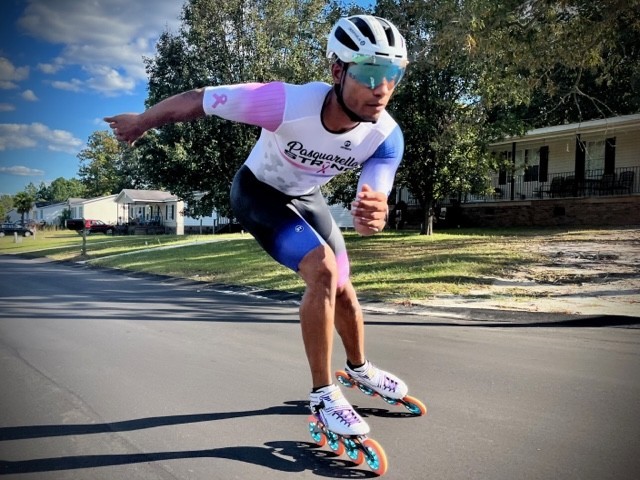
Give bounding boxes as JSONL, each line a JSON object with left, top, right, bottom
{"left": 585, "top": 140, "right": 605, "bottom": 174}
{"left": 523, "top": 149, "right": 540, "bottom": 182}
{"left": 170, "top": 205, "right": 175, "bottom": 220}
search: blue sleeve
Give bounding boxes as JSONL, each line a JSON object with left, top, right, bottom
{"left": 357, "top": 125, "right": 404, "bottom": 196}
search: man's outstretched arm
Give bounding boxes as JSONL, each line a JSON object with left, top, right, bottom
{"left": 104, "top": 88, "right": 205, "bottom": 145}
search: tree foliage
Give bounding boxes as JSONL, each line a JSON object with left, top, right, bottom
{"left": 137, "top": 0, "right": 336, "bottom": 218}
{"left": 372, "top": 0, "right": 639, "bottom": 233}
{"left": 38, "top": 177, "right": 87, "bottom": 203}
{"left": 0, "top": 194, "right": 13, "bottom": 221}
{"left": 13, "top": 191, "right": 35, "bottom": 224}
{"left": 74, "top": 0, "right": 637, "bottom": 232}
{"left": 78, "top": 130, "right": 147, "bottom": 197}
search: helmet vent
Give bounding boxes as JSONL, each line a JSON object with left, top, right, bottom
{"left": 382, "top": 23, "right": 396, "bottom": 47}
{"left": 335, "top": 26, "right": 360, "bottom": 52}
{"left": 351, "top": 16, "right": 377, "bottom": 45}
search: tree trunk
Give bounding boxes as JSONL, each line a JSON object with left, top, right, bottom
{"left": 421, "top": 205, "right": 434, "bottom": 236}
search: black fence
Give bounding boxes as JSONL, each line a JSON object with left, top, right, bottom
{"left": 465, "top": 166, "right": 639, "bottom": 203}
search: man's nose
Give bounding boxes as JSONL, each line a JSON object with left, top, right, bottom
{"left": 372, "top": 79, "right": 393, "bottom": 95}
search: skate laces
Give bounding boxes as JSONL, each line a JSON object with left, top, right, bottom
{"left": 312, "top": 386, "right": 362, "bottom": 427}
{"left": 353, "top": 362, "right": 399, "bottom": 393}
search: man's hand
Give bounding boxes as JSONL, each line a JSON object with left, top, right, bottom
{"left": 104, "top": 113, "right": 146, "bottom": 146}
{"left": 351, "top": 184, "right": 388, "bottom": 236}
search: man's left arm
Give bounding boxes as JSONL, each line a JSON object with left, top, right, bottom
{"left": 351, "top": 126, "right": 404, "bottom": 236}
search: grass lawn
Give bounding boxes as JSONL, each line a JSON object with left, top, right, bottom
{"left": 0, "top": 227, "right": 560, "bottom": 303}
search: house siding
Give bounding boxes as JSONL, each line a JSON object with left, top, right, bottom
{"left": 68, "top": 195, "right": 118, "bottom": 224}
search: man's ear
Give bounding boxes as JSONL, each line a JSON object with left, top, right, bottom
{"left": 331, "top": 62, "right": 344, "bottom": 85}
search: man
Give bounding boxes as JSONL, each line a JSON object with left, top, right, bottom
{"left": 105, "top": 14, "right": 412, "bottom": 437}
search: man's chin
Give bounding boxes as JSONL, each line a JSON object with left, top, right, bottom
{"left": 359, "top": 112, "right": 381, "bottom": 123}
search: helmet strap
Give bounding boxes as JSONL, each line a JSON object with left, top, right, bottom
{"left": 334, "top": 63, "right": 372, "bottom": 124}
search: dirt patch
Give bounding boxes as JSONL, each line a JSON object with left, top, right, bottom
{"left": 416, "top": 228, "right": 640, "bottom": 316}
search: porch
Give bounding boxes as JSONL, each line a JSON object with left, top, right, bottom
{"left": 469, "top": 166, "right": 639, "bottom": 203}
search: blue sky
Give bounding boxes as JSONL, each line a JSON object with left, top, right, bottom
{"left": 0, "top": 0, "right": 374, "bottom": 196}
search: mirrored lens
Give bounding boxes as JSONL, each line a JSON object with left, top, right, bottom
{"left": 347, "top": 63, "right": 405, "bottom": 89}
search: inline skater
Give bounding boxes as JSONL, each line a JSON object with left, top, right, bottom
{"left": 105, "top": 14, "right": 414, "bottom": 438}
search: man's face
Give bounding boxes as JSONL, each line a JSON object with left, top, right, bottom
{"left": 332, "top": 60, "right": 404, "bottom": 122}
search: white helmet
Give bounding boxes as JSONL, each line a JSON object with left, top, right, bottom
{"left": 327, "top": 15, "right": 407, "bottom": 64}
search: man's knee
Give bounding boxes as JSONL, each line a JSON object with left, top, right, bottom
{"left": 298, "top": 245, "right": 338, "bottom": 287}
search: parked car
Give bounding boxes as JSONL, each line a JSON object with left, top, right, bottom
{"left": 65, "top": 218, "right": 116, "bottom": 235}
{"left": 0, "top": 223, "right": 35, "bottom": 237}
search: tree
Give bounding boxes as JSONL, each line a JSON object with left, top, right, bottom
{"left": 0, "top": 194, "right": 13, "bottom": 221}
{"left": 445, "top": 0, "right": 640, "bottom": 125}
{"left": 49, "top": 177, "right": 87, "bottom": 202}
{"left": 78, "top": 131, "right": 147, "bottom": 197}
{"left": 37, "top": 177, "right": 87, "bottom": 203}
{"left": 371, "top": 0, "right": 639, "bottom": 234}
{"left": 13, "top": 191, "right": 35, "bottom": 225}
{"left": 137, "top": 0, "right": 337, "bottom": 218}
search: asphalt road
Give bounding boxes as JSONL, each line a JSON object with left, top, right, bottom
{"left": 1, "top": 255, "right": 639, "bottom": 480}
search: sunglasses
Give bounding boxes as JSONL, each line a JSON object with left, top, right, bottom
{"left": 346, "top": 55, "right": 408, "bottom": 89}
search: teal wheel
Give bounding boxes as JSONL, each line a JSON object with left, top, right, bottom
{"left": 327, "top": 431, "right": 345, "bottom": 455}
{"left": 363, "top": 438, "right": 388, "bottom": 476}
{"left": 402, "top": 395, "right": 427, "bottom": 416}
{"left": 344, "top": 438, "right": 364, "bottom": 465}
{"left": 307, "top": 416, "right": 326, "bottom": 446}
{"left": 357, "top": 383, "right": 377, "bottom": 396}
{"left": 382, "top": 396, "right": 398, "bottom": 405}
{"left": 335, "top": 370, "right": 354, "bottom": 388}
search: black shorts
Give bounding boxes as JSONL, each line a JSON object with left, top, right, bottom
{"left": 231, "top": 165, "right": 350, "bottom": 284}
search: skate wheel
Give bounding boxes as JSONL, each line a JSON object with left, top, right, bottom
{"left": 357, "top": 383, "right": 377, "bottom": 397}
{"left": 363, "top": 438, "right": 388, "bottom": 476}
{"left": 382, "top": 396, "right": 398, "bottom": 405}
{"left": 344, "top": 438, "right": 365, "bottom": 465}
{"left": 402, "top": 395, "right": 427, "bottom": 416}
{"left": 326, "top": 431, "right": 345, "bottom": 456}
{"left": 335, "top": 370, "right": 354, "bottom": 388}
{"left": 307, "top": 415, "right": 327, "bottom": 447}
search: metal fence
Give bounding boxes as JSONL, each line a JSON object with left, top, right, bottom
{"left": 461, "top": 165, "right": 639, "bottom": 203}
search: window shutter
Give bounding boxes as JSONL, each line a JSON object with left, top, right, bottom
{"left": 539, "top": 146, "right": 549, "bottom": 181}
{"left": 575, "top": 135, "right": 586, "bottom": 180}
{"left": 604, "top": 137, "right": 616, "bottom": 174}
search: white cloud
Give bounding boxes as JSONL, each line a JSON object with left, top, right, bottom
{"left": 22, "top": 89, "right": 38, "bottom": 101}
{"left": 0, "top": 165, "right": 45, "bottom": 176}
{"left": 0, "top": 103, "right": 15, "bottom": 112}
{"left": 51, "top": 78, "right": 83, "bottom": 92}
{"left": 0, "top": 123, "right": 83, "bottom": 153}
{"left": 37, "top": 59, "right": 64, "bottom": 74}
{"left": 0, "top": 57, "right": 29, "bottom": 89}
{"left": 18, "top": 0, "right": 183, "bottom": 95}
{"left": 85, "top": 65, "right": 136, "bottom": 96}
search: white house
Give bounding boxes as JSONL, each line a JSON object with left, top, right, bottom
{"left": 5, "top": 207, "right": 37, "bottom": 224}
{"left": 34, "top": 201, "right": 68, "bottom": 226}
{"left": 487, "top": 113, "right": 640, "bottom": 201}
{"left": 68, "top": 195, "right": 119, "bottom": 224}
{"left": 115, "top": 189, "right": 184, "bottom": 235}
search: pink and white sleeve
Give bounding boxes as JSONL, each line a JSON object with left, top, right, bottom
{"left": 202, "top": 82, "right": 286, "bottom": 132}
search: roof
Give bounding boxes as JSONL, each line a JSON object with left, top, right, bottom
{"left": 68, "top": 194, "right": 117, "bottom": 206}
{"left": 491, "top": 113, "right": 640, "bottom": 146}
{"left": 115, "top": 189, "right": 179, "bottom": 204}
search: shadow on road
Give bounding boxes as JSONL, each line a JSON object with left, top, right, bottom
{"left": 0, "top": 441, "right": 378, "bottom": 477}
{"left": 0, "top": 401, "right": 394, "bottom": 477}
{"left": 0, "top": 401, "right": 308, "bottom": 441}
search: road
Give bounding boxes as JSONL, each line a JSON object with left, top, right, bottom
{"left": 1, "top": 255, "right": 639, "bottom": 480}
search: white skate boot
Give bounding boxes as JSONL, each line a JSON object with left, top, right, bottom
{"left": 337, "top": 361, "right": 427, "bottom": 416}
{"left": 307, "top": 384, "right": 388, "bottom": 475}
{"left": 309, "top": 384, "right": 370, "bottom": 436}
{"left": 345, "top": 360, "right": 408, "bottom": 399}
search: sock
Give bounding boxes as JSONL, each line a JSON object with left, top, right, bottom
{"left": 347, "top": 360, "right": 366, "bottom": 370}
{"left": 311, "top": 384, "right": 332, "bottom": 393}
